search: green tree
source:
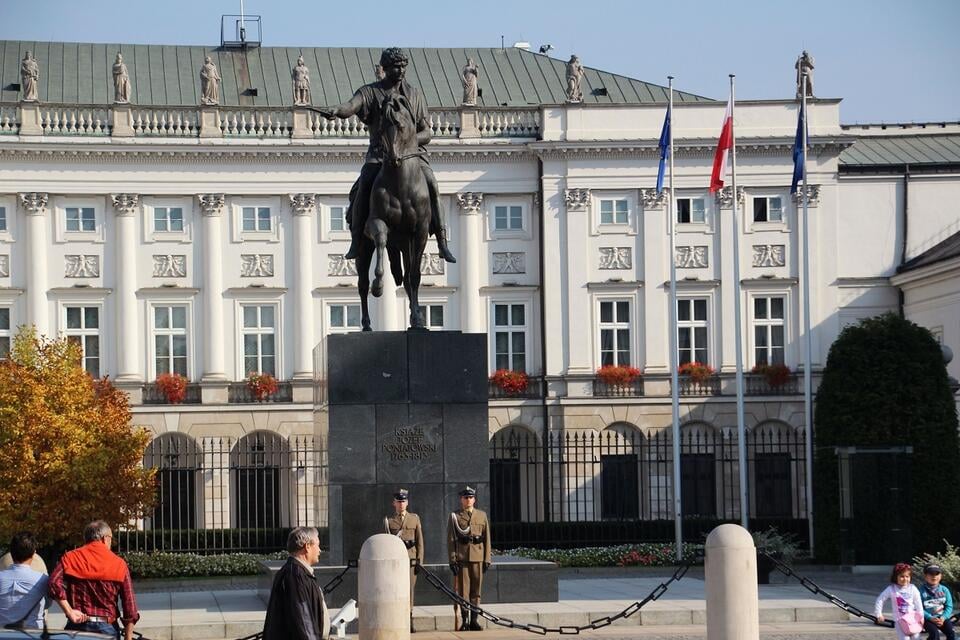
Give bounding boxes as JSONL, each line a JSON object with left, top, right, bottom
{"left": 0, "top": 327, "right": 154, "bottom": 549}
{"left": 813, "top": 313, "right": 960, "bottom": 560}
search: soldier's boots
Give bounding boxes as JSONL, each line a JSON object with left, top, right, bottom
{"left": 460, "top": 611, "right": 470, "bottom": 631}
{"left": 468, "top": 611, "right": 482, "bottom": 631}
{"left": 410, "top": 614, "right": 416, "bottom": 634}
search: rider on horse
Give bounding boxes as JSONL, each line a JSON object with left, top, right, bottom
{"left": 315, "top": 47, "right": 456, "bottom": 265}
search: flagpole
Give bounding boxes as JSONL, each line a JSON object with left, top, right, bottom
{"left": 729, "top": 74, "right": 749, "bottom": 529}
{"left": 666, "top": 76, "right": 682, "bottom": 562}
{"left": 801, "top": 72, "right": 815, "bottom": 557}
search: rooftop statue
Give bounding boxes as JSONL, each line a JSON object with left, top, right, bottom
{"left": 795, "top": 50, "right": 814, "bottom": 99}
{"left": 20, "top": 51, "right": 39, "bottom": 102}
{"left": 566, "top": 54, "right": 584, "bottom": 102}
{"left": 292, "top": 55, "right": 311, "bottom": 106}
{"left": 200, "top": 56, "right": 221, "bottom": 106}
{"left": 461, "top": 58, "right": 479, "bottom": 106}
{"left": 113, "top": 53, "right": 131, "bottom": 104}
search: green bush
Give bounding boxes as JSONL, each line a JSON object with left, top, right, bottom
{"left": 913, "top": 541, "right": 960, "bottom": 588}
{"left": 813, "top": 314, "right": 960, "bottom": 561}
{"left": 121, "top": 551, "right": 286, "bottom": 579}
{"left": 502, "top": 543, "right": 702, "bottom": 567}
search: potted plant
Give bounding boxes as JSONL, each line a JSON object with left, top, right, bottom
{"left": 678, "top": 361, "right": 716, "bottom": 383}
{"left": 596, "top": 365, "right": 642, "bottom": 387}
{"left": 489, "top": 369, "right": 529, "bottom": 395}
{"left": 155, "top": 372, "right": 188, "bottom": 404}
{"left": 752, "top": 527, "right": 802, "bottom": 584}
{"left": 246, "top": 372, "right": 278, "bottom": 402}
{"left": 751, "top": 363, "right": 792, "bottom": 388}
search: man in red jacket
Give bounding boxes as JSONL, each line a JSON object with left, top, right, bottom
{"left": 48, "top": 520, "right": 139, "bottom": 640}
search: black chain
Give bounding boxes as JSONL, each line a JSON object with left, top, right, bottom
{"left": 759, "top": 550, "right": 895, "bottom": 628}
{"left": 417, "top": 560, "right": 691, "bottom": 635}
{"left": 322, "top": 559, "right": 358, "bottom": 595}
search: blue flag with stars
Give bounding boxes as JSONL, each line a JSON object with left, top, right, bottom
{"left": 657, "top": 105, "right": 671, "bottom": 194}
{"left": 791, "top": 101, "right": 806, "bottom": 194}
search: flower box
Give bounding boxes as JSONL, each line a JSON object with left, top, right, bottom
{"left": 155, "top": 372, "right": 188, "bottom": 404}
{"left": 246, "top": 372, "right": 279, "bottom": 402}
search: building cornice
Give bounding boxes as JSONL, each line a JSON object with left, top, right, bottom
{"left": 0, "top": 140, "right": 533, "bottom": 164}
{"left": 890, "top": 256, "right": 960, "bottom": 289}
{"left": 586, "top": 280, "right": 644, "bottom": 291}
{"left": 530, "top": 136, "right": 855, "bottom": 160}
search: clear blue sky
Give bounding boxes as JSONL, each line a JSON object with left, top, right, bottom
{"left": 2, "top": 0, "right": 957, "bottom": 123}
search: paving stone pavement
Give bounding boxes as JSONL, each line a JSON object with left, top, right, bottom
{"left": 42, "top": 571, "right": 893, "bottom": 640}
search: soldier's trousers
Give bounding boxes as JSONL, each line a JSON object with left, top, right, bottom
{"left": 410, "top": 566, "right": 418, "bottom": 609}
{"left": 455, "top": 562, "right": 483, "bottom": 603}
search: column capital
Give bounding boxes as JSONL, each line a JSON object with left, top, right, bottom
{"left": 288, "top": 193, "right": 317, "bottom": 216}
{"left": 18, "top": 192, "right": 49, "bottom": 215}
{"left": 639, "top": 188, "right": 668, "bottom": 209}
{"left": 198, "top": 193, "right": 226, "bottom": 216}
{"left": 564, "top": 188, "right": 591, "bottom": 211}
{"left": 110, "top": 193, "right": 140, "bottom": 216}
{"left": 791, "top": 184, "right": 821, "bottom": 207}
{"left": 456, "top": 192, "right": 484, "bottom": 214}
{"left": 714, "top": 186, "right": 745, "bottom": 209}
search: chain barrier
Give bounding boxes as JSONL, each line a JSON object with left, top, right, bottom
{"left": 759, "top": 550, "right": 895, "bottom": 628}
{"left": 416, "top": 560, "right": 691, "bottom": 635}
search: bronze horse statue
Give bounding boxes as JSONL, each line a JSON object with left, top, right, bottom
{"left": 356, "top": 94, "right": 431, "bottom": 331}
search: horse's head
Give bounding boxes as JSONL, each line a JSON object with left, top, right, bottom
{"left": 380, "top": 94, "right": 417, "bottom": 167}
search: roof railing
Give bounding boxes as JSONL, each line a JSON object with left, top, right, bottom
{"left": 221, "top": 14, "right": 262, "bottom": 49}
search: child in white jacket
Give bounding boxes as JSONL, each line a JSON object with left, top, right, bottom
{"left": 875, "top": 562, "right": 924, "bottom": 640}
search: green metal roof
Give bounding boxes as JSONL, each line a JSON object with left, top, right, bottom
{"left": 840, "top": 134, "right": 960, "bottom": 167}
{"left": 0, "top": 41, "right": 711, "bottom": 108}
{"left": 898, "top": 230, "right": 960, "bottom": 273}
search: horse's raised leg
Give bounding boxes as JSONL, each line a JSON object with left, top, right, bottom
{"left": 357, "top": 243, "right": 374, "bottom": 331}
{"left": 368, "top": 218, "right": 388, "bottom": 298}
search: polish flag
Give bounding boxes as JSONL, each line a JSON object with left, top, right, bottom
{"left": 709, "top": 98, "right": 733, "bottom": 192}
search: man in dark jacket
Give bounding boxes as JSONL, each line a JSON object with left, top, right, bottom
{"left": 263, "top": 527, "right": 329, "bottom": 640}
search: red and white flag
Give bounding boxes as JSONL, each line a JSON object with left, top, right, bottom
{"left": 709, "top": 97, "right": 733, "bottom": 192}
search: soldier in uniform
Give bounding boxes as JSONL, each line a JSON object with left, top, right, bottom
{"left": 446, "top": 486, "right": 491, "bottom": 631}
{"left": 384, "top": 489, "right": 423, "bottom": 632}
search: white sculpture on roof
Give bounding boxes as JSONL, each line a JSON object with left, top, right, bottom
{"left": 461, "top": 58, "right": 478, "bottom": 106}
{"left": 565, "top": 54, "right": 583, "bottom": 103}
{"left": 113, "top": 53, "right": 131, "bottom": 104}
{"left": 200, "top": 56, "right": 222, "bottom": 106}
{"left": 20, "top": 51, "right": 39, "bottom": 102}
{"left": 292, "top": 55, "right": 311, "bottom": 106}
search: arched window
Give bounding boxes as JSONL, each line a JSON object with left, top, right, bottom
{"left": 231, "top": 431, "right": 289, "bottom": 530}
{"left": 489, "top": 425, "right": 541, "bottom": 523}
{"left": 599, "top": 423, "right": 642, "bottom": 521}
{"left": 144, "top": 433, "right": 201, "bottom": 530}
{"left": 679, "top": 422, "right": 719, "bottom": 518}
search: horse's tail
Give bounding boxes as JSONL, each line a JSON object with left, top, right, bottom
{"left": 388, "top": 247, "right": 403, "bottom": 286}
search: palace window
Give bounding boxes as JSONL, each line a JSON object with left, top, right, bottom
{"left": 492, "top": 303, "right": 527, "bottom": 372}
{"left": 493, "top": 205, "right": 523, "bottom": 231}
{"left": 0, "top": 307, "right": 10, "bottom": 358}
{"left": 677, "top": 298, "right": 709, "bottom": 366}
{"left": 154, "top": 207, "right": 184, "bottom": 233}
{"left": 65, "top": 207, "right": 95, "bottom": 232}
{"left": 329, "top": 304, "right": 362, "bottom": 332}
{"left": 598, "top": 300, "right": 632, "bottom": 366}
{"left": 153, "top": 305, "right": 188, "bottom": 377}
{"left": 0, "top": 206, "right": 6, "bottom": 232}
{"left": 599, "top": 198, "right": 629, "bottom": 225}
{"left": 753, "top": 296, "right": 785, "bottom": 365}
{"left": 242, "top": 206, "right": 271, "bottom": 232}
{"left": 676, "top": 198, "right": 706, "bottom": 224}
{"left": 65, "top": 306, "right": 100, "bottom": 376}
{"left": 329, "top": 205, "right": 346, "bottom": 232}
{"left": 418, "top": 304, "right": 445, "bottom": 329}
{"left": 753, "top": 196, "right": 783, "bottom": 223}
{"left": 241, "top": 304, "right": 276, "bottom": 376}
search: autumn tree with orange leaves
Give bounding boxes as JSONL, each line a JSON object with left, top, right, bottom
{"left": 0, "top": 328, "right": 155, "bottom": 548}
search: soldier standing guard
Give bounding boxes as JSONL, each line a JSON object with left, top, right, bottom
{"left": 447, "top": 486, "right": 491, "bottom": 631}
{"left": 384, "top": 489, "right": 423, "bottom": 633}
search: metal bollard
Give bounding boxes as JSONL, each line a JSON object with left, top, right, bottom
{"left": 358, "top": 533, "right": 410, "bottom": 640}
{"left": 705, "top": 524, "right": 759, "bottom": 640}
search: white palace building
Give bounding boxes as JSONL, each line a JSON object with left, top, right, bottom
{"left": 1, "top": 39, "right": 958, "bottom": 547}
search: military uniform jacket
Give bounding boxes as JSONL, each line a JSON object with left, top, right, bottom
{"left": 384, "top": 511, "right": 424, "bottom": 563}
{"left": 446, "top": 508, "right": 491, "bottom": 564}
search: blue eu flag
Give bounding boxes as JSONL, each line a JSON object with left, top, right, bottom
{"left": 791, "top": 102, "right": 806, "bottom": 194}
{"left": 657, "top": 106, "right": 671, "bottom": 194}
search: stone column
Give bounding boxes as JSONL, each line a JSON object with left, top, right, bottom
{"left": 640, "top": 189, "right": 671, "bottom": 395}
{"left": 289, "top": 194, "right": 316, "bottom": 393}
{"left": 19, "top": 193, "right": 49, "bottom": 336}
{"left": 564, "top": 188, "right": 592, "bottom": 375}
{"left": 379, "top": 278, "right": 400, "bottom": 330}
{"left": 717, "top": 187, "right": 744, "bottom": 373}
{"left": 199, "top": 194, "right": 227, "bottom": 400}
{"left": 456, "top": 192, "right": 484, "bottom": 333}
{"left": 705, "top": 524, "right": 759, "bottom": 640}
{"left": 111, "top": 194, "right": 142, "bottom": 383}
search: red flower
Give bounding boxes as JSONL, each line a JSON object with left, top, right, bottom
{"left": 246, "top": 372, "right": 278, "bottom": 401}
{"left": 155, "top": 372, "right": 188, "bottom": 404}
{"left": 678, "top": 361, "right": 715, "bottom": 382}
{"left": 751, "top": 363, "right": 791, "bottom": 387}
{"left": 596, "top": 365, "right": 642, "bottom": 386}
{"left": 489, "top": 369, "right": 529, "bottom": 394}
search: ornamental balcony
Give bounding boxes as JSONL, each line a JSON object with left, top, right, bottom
{"left": 141, "top": 382, "right": 202, "bottom": 405}
{"left": 488, "top": 375, "right": 544, "bottom": 400}
{"left": 592, "top": 377, "right": 645, "bottom": 398}
{"left": 227, "top": 381, "right": 294, "bottom": 404}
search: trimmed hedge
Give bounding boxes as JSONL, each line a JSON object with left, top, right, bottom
{"left": 121, "top": 551, "right": 286, "bottom": 579}
{"left": 503, "top": 543, "right": 703, "bottom": 567}
{"left": 813, "top": 314, "right": 960, "bottom": 561}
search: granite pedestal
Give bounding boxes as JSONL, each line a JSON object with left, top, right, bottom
{"left": 325, "top": 331, "right": 489, "bottom": 566}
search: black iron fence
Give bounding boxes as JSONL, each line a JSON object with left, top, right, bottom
{"left": 118, "top": 432, "right": 326, "bottom": 554}
{"left": 489, "top": 425, "right": 808, "bottom": 549}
